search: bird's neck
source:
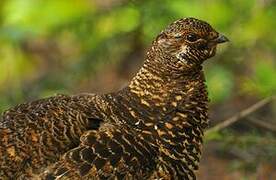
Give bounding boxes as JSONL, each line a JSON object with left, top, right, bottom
{"left": 109, "top": 46, "right": 209, "bottom": 130}
{"left": 128, "top": 43, "right": 205, "bottom": 99}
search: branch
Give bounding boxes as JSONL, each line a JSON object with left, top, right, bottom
{"left": 247, "top": 116, "right": 276, "bottom": 133}
{"left": 206, "top": 96, "right": 275, "bottom": 135}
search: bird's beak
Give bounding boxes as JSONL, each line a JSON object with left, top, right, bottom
{"left": 214, "top": 34, "right": 229, "bottom": 44}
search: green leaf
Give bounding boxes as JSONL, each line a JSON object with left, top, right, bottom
{"left": 205, "top": 130, "right": 223, "bottom": 142}
{"left": 242, "top": 60, "right": 276, "bottom": 97}
{"left": 95, "top": 6, "right": 140, "bottom": 39}
{"left": 206, "top": 65, "right": 234, "bottom": 103}
{"left": 3, "top": 0, "right": 93, "bottom": 36}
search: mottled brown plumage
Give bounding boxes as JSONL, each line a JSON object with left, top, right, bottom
{"left": 0, "top": 17, "right": 228, "bottom": 179}
{"left": 0, "top": 94, "right": 108, "bottom": 179}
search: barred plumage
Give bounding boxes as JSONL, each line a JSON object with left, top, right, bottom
{"left": 0, "top": 17, "right": 228, "bottom": 179}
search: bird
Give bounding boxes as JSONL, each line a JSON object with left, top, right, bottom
{"left": 0, "top": 17, "right": 229, "bottom": 179}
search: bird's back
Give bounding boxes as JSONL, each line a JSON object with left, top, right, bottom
{"left": 0, "top": 94, "right": 106, "bottom": 178}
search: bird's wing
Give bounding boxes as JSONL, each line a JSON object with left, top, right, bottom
{"left": 39, "top": 124, "right": 158, "bottom": 179}
{"left": 0, "top": 94, "right": 105, "bottom": 178}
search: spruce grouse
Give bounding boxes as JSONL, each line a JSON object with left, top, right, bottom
{"left": 0, "top": 17, "right": 229, "bottom": 179}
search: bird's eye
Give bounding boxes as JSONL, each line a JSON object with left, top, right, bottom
{"left": 186, "top": 33, "right": 199, "bottom": 42}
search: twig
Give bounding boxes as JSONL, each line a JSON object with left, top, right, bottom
{"left": 247, "top": 116, "right": 276, "bottom": 133}
{"left": 206, "top": 96, "right": 275, "bottom": 135}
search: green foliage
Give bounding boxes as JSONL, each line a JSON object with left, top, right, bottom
{"left": 242, "top": 60, "right": 276, "bottom": 97}
{"left": 3, "top": 0, "right": 93, "bottom": 36}
{"left": 206, "top": 65, "right": 234, "bottom": 103}
{"left": 96, "top": 7, "right": 140, "bottom": 36}
{"left": 204, "top": 130, "right": 224, "bottom": 142}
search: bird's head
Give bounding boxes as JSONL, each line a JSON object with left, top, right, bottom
{"left": 154, "top": 17, "right": 229, "bottom": 71}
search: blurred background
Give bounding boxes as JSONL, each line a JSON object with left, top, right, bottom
{"left": 0, "top": 0, "right": 275, "bottom": 179}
